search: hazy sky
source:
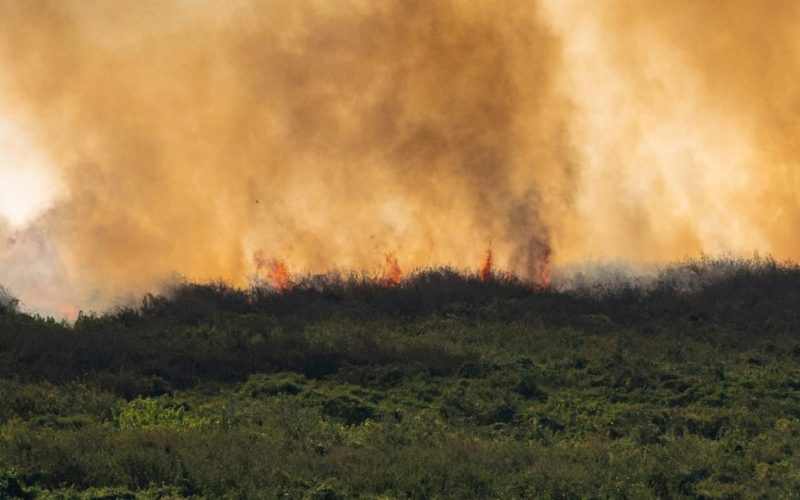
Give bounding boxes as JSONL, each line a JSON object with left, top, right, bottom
{"left": 0, "top": 0, "right": 798, "bottom": 315}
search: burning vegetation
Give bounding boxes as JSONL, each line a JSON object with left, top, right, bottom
{"left": 1, "top": 1, "right": 800, "bottom": 316}
{"left": 479, "top": 247, "right": 493, "bottom": 282}
{"left": 248, "top": 246, "right": 557, "bottom": 292}
{"left": 253, "top": 251, "right": 292, "bottom": 293}
{"left": 0, "top": 257, "right": 798, "bottom": 497}
{"left": 375, "top": 253, "right": 403, "bottom": 287}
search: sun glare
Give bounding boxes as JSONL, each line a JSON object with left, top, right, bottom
{"left": 0, "top": 120, "right": 61, "bottom": 228}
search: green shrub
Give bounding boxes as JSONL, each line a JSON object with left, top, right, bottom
{"left": 115, "top": 396, "right": 209, "bottom": 430}
{"left": 239, "top": 373, "right": 305, "bottom": 398}
{"left": 2, "top": 259, "right": 800, "bottom": 496}
{"left": 322, "top": 393, "right": 376, "bottom": 426}
{"left": 0, "top": 468, "right": 30, "bottom": 499}
{"left": 514, "top": 373, "right": 548, "bottom": 401}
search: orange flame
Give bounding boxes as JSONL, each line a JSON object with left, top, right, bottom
{"left": 376, "top": 253, "right": 403, "bottom": 286}
{"left": 269, "top": 260, "right": 292, "bottom": 292}
{"left": 61, "top": 305, "right": 78, "bottom": 322}
{"left": 253, "top": 251, "right": 293, "bottom": 292}
{"left": 478, "top": 247, "right": 493, "bottom": 282}
{"left": 536, "top": 270, "right": 552, "bottom": 290}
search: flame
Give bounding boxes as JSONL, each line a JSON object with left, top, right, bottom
{"left": 60, "top": 305, "right": 77, "bottom": 322}
{"left": 6, "top": 1, "right": 800, "bottom": 315}
{"left": 536, "top": 269, "right": 552, "bottom": 290}
{"left": 376, "top": 253, "right": 403, "bottom": 287}
{"left": 478, "top": 247, "right": 493, "bottom": 282}
{"left": 253, "top": 251, "right": 293, "bottom": 292}
{"left": 268, "top": 261, "right": 292, "bottom": 293}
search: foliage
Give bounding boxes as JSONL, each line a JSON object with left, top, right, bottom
{"left": 0, "top": 467, "right": 31, "bottom": 499}
{"left": 0, "top": 284, "right": 18, "bottom": 314}
{"left": 115, "top": 396, "right": 210, "bottom": 430}
{"left": 0, "top": 258, "right": 800, "bottom": 497}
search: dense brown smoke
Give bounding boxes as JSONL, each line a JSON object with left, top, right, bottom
{"left": 542, "top": 0, "right": 800, "bottom": 262}
{"left": 0, "top": 0, "right": 569, "bottom": 312}
{"left": 0, "top": 1, "right": 798, "bottom": 314}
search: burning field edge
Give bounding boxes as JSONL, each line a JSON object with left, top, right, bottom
{"left": 1, "top": 257, "right": 800, "bottom": 498}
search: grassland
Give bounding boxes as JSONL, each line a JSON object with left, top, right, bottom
{"left": 1, "top": 258, "right": 800, "bottom": 498}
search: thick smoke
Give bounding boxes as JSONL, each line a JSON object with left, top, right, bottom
{"left": 0, "top": 0, "right": 571, "bottom": 313}
{"left": 0, "top": 1, "right": 799, "bottom": 314}
{"left": 542, "top": 0, "right": 800, "bottom": 262}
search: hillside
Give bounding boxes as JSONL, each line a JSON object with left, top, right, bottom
{"left": 1, "top": 258, "right": 800, "bottom": 498}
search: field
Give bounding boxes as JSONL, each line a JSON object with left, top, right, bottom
{"left": 1, "top": 258, "right": 800, "bottom": 498}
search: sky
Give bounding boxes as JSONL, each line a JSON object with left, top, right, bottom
{"left": 0, "top": 0, "right": 799, "bottom": 315}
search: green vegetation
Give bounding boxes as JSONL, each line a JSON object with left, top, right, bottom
{"left": 2, "top": 258, "right": 800, "bottom": 498}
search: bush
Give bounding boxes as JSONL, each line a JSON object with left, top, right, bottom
{"left": 115, "top": 396, "right": 209, "bottom": 430}
{"left": 2, "top": 259, "right": 800, "bottom": 496}
{"left": 0, "top": 468, "right": 30, "bottom": 499}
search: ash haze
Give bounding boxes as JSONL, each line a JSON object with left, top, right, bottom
{"left": 0, "top": 0, "right": 797, "bottom": 316}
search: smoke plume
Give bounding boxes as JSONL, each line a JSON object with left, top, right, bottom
{"left": 0, "top": 1, "right": 798, "bottom": 314}
{"left": 542, "top": 0, "right": 800, "bottom": 261}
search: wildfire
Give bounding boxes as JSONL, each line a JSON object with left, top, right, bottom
{"left": 532, "top": 246, "right": 553, "bottom": 291}
{"left": 253, "top": 251, "right": 293, "bottom": 292}
{"left": 61, "top": 305, "right": 78, "bottom": 322}
{"left": 476, "top": 244, "right": 551, "bottom": 290}
{"left": 376, "top": 253, "right": 403, "bottom": 286}
{"left": 478, "top": 247, "right": 493, "bottom": 282}
{"left": 535, "top": 270, "right": 552, "bottom": 290}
